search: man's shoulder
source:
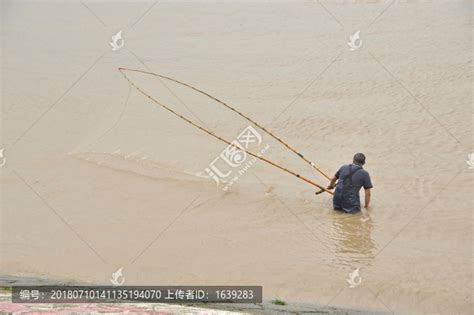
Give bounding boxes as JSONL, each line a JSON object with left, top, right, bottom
{"left": 338, "top": 164, "right": 350, "bottom": 173}
{"left": 358, "top": 169, "right": 371, "bottom": 181}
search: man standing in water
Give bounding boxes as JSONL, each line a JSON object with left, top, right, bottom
{"left": 326, "top": 153, "right": 373, "bottom": 213}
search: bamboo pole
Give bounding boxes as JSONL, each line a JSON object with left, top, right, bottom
{"left": 119, "top": 67, "right": 332, "bottom": 181}
{"left": 118, "top": 67, "right": 333, "bottom": 195}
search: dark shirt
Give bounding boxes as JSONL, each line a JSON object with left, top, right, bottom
{"left": 333, "top": 163, "right": 372, "bottom": 213}
{"left": 335, "top": 163, "right": 373, "bottom": 192}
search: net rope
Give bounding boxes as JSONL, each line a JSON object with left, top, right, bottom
{"left": 119, "top": 67, "right": 333, "bottom": 195}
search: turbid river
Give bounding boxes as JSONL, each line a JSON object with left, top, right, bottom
{"left": 1, "top": 1, "right": 472, "bottom": 313}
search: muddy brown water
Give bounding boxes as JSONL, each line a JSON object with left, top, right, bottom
{"left": 1, "top": 1, "right": 472, "bottom": 314}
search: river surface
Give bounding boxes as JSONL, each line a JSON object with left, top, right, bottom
{"left": 1, "top": 1, "right": 472, "bottom": 314}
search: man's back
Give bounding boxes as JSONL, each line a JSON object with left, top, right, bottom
{"left": 335, "top": 164, "right": 372, "bottom": 193}
{"left": 333, "top": 163, "right": 372, "bottom": 213}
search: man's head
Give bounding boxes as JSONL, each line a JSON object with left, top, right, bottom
{"left": 353, "top": 153, "right": 366, "bottom": 165}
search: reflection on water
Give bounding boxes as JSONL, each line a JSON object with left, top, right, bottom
{"left": 331, "top": 211, "right": 376, "bottom": 266}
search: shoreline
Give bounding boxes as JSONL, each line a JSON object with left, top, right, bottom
{"left": 0, "top": 275, "right": 390, "bottom": 314}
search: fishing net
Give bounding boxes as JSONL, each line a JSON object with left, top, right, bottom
{"left": 70, "top": 68, "right": 331, "bottom": 195}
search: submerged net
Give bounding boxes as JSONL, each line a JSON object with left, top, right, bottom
{"left": 70, "top": 67, "right": 332, "bottom": 194}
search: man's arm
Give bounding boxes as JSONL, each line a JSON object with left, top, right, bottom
{"left": 364, "top": 188, "right": 371, "bottom": 208}
{"left": 327, "top": 176, "right": 337, "bottom": 189}
{"left": 315, "top": 176, "right": 337, "bottom": 195}
{"left": 316, "top": 167, "right": 341, "bottom": 195}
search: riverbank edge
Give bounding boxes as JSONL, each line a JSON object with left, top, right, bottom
{"left": 0, "top": 275, "right": 391, "bottom": 314}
